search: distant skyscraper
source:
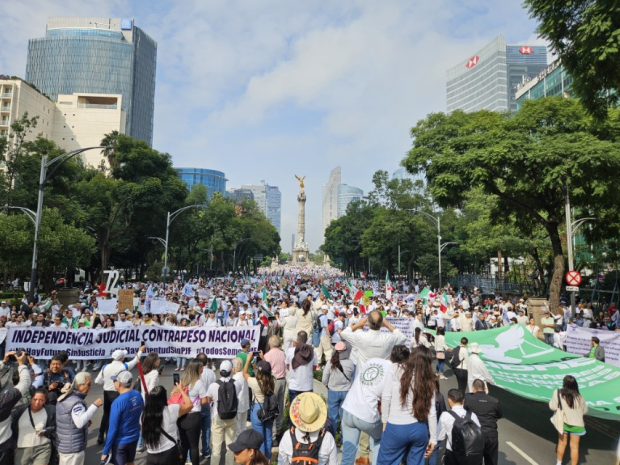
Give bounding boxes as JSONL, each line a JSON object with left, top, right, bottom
{"left": 392, "top": 168, "right": 426, "bottom": 192}
{"left": 241, "top": 181, "right": 281, "bottom": 234}
{"left": 337, "top": 184, "right": 363, "bottom": 217}
{"left": 226, "top": 187, "right": 255, "bottom": 204}
{"left": 322, "top": 167, "right": 363, "bottom": 240}
{"left": 515, "top": 60, "right": 573, "bottom": 110}
{"left": 322, "top": 167, "right": 341, "bottom": 234}
{"left": 26, "top": 17, "right": 157, "bottom": 145}
{"left": 176, "top": 168, "right": 227, "bottom": 197}
{"left": 446, "top": 36, "right": 547, "bottom": 113}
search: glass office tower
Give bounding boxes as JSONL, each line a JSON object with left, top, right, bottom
{"left": 446, "top": 36, "right": 547, "bottom": 113}
{"left": 176, "top": 167, "right": 228, "bottom": 197}
{"left": 26, "top": 17, "right": 156, "bottom": 145}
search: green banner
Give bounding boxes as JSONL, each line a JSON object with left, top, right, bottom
{"left": 444, "top": 325, "right": 620, "bottom": 420}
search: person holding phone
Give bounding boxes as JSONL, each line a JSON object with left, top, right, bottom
{"left": 11, "top": 388, "right": 56, "bottom": 465}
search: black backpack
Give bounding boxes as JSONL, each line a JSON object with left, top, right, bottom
{"left": 256, "top": 391, "right": 279, "bottom": 423}
{"left": 216, "top": 379, "right": 238, "bottom": 420}
{"left": 290, "top": 426, "right": 326, "bottom": 465}
{"left": 449, "top": 347, "right": 462, "bottom": 368}
{"left": 448, "top": 411, "right": 484, "bottom": 465}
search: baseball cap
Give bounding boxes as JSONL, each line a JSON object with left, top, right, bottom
{"left": 111, "top": 370, "right": 133, "bottom": 387}
{"left": 256, "top": 361, "right": 272, "bottom": 375}
{"left": 112, "top": 349, "right": 128, "bottom": 361}
{"left": 220, "top": 360, "right": 233, "bottom": 375}
{"left": 240, "top": 338, "right": 250, "bottom": 347}
{"left": 228, "top": 429, "right": 264, "bottom": 453}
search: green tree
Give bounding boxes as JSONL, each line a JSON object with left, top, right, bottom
{"left": 524, "top": 0, "right": 620, "bottom": 118}
{"left": 403, "top": 98, "right": 620, "bottom": 310}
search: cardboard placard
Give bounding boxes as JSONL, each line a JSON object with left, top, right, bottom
{"left": 118, "top": 289, "right": 134, "bottom": 312}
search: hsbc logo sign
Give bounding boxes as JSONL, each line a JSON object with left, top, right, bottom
{"left": 519, "top": 46, "right": 533, "bottom": 54}
{"left": 465, "top": 55, "right": 480, "bottom": 69}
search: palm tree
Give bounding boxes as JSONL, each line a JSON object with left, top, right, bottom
{"left": 100, "top": 130, "right": 120, "bottom": 167}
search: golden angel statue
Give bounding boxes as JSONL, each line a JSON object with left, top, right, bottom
{"left": 295, "top": 175, "right": 306, "bottom": 190}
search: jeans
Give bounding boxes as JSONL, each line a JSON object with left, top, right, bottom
{"left": 428, "top": 439, "right": 441, "bottom": 465}
{"left": 250, "top": 403, "right": 273, "bottom": 459}
{"left": 200, "top": 403, "right": 211, "bottom": 456}
{"left": 544, "top": 333, "right": 554, "bottom": 345}
{"left": 327, "top": 390, "right": 347, "bottom": 427}
{"left": 111, "top": 440, "right": 137, "bottom": 465}
{"left": 288, "top": 389, "right": 308, "bottom": 404}
{"left": 435, "top": 359, "right": 445, "bottom": 374}
{"left": 341, "top": 410, "right": 382, "bottom": 465}
{"left": 377, "top": 421, "right": 428, "bottom": 465}
{"left": 445, "top": 319, "right": 451, "bottom": 332}
{"left": 176, "top": 357, "right": 186, "bottom": 369}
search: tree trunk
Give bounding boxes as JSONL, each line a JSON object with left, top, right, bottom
{"left": 547, "top": 223, "right": 564, "bottom": 313}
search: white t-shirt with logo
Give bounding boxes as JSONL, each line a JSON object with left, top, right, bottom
{"left": 342, "top": 358, "right": 391, "bottom": 423}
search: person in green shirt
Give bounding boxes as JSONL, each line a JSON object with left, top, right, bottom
{"left": 62, "top": 307, "right": 80, "bottom": 329}
{"left": 236, "top": 338, "right": 255, "bottom": 376}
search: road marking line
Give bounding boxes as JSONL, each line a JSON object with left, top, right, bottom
{"left": 506, "top": 441, "right": 539, "bottom": 465}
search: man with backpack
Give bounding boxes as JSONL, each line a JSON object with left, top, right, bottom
{"left": 438, "top": 389, "right": 483, "bottom": 465}
{"left": 206, "top": 360, "right": 242, "bottom": 465}
{"left": 464, "top": 380, "right": 502, "bottom": 465}
{"left": 315, "top": 305, "right": 333, "bottom": 366}
{"left": 449, "top": 338, "right": 469, "bottom": 395}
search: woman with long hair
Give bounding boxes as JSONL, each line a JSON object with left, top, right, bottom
{"left": 550, "top": 375, "right": 588, "bottom": 465}
{"left": 228, "top": 429, "right": 270, "bottom": 465}
{"left": 141, "top": 385, "right": 193, "bottom": 464}
{"left": 434, "top": 327, "right": 448, "bottom": 380}
{"left": 294, "top": 299, "right": 314, "bottom": 336}
{"left": 178, "top": 358, "right": 209, "bottom": 465}
{"left": 378, "top": 346, "right": 437, "bottom": 465}
{"left": 137, "top": 352, "right": 162, "bottom": 452}
{"left": 242, "top": 355, "right": 275, "bottom": 459}
{"left": 411, "top": 327, "right": 430, "bottom": 350}
{"left": 322, "top": 341, "right": 355, "bottom": 428}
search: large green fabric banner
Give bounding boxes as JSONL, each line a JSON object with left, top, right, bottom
{"left": 444, "top": 325, "right": 620, "bottom": 420}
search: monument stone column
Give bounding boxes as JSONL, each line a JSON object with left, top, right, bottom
{"left": 293, "top": 175, "right": 310, "bottom": 263}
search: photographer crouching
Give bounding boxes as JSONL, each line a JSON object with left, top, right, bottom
{"left": 0, "top": 350, "right": 32, "bottom": 464}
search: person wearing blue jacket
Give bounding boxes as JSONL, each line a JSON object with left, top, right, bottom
{"left": 101, "top": 370, "right": 144, "bottom": 465}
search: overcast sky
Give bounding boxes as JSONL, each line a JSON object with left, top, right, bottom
{"left": 0, "top": 0, "right": 548, "bottom": 252}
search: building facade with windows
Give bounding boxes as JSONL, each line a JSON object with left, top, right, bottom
{"left": 176, "top": 167, "right": 227, "bottom": 197}
{"left": 515, "top": 60, "right": 573, "bottom": 109}
{"left": 0, "top": 78, "right": 125, "bottom": 166}
{"left": 446, "top": 36, "right": 547, "bottom": 113}
{"left": 240, "top": 181, "right": 282, "bottom": 233}
{"left": 26, "top": 17, "right": 156, "bottom": 145}
{"left": 337, "top": 184, "right": 364, "bottom": 217}
{"left": 321, "top": 167, "right": 364, "bottom": 239}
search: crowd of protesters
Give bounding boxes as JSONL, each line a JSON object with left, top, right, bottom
{"left": 0, "top": 267, "right": 615, "bottom": 465}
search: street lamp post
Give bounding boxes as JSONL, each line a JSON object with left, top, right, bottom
{"left": 407, "top": 209, "right": 443, "bottom": 289}
{"left": 149, "top": 205, "right": 203, "bottom": 284}
{"left": 397, "top": 243, "right": 409, "bottom": 275}
{"left": 29, "top": 146, "right": 109, "bottom": 301}
{"left": 1, "top": 205, "right": 36, "bottom": 225}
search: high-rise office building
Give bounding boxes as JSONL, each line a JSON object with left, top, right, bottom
{"left": 322, "top": 167, "right": 341, "bottom": 234}
{"left": 446, "top": 36, "right": 547, "bottom": 113}
{"left": 176, "top": 167, "right": 227, "bottom": 197}
{"left": 26, "top": 17, "right": 157, "bottom": 145}
{"left": 337, "top": 184, "right": 364, "bottom": 217}
{"left": 321, "top": 167, "right": 363, "bottom": 239}
{"left": 515, "top": 60, "right": 573, "bottom": 109}
{"left": 241, "top": 181, "right": 281, "bottom": 233}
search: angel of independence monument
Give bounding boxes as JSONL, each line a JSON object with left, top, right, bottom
{"left": 293, "top": 175, "right": 310, "bottom": 263}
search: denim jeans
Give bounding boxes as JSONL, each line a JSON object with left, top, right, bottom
{"left": 176, "top": 357, "right": 186, "bottom": 369}
{"left": 341, "top": 410, "right": 382, "bottom": 465}
{"left": 445, "top": 319, "right": 451, "bottom": 332}
{"left": 544, "top": 333, "right": 554, "bottom": 345}
{"left": 428, "top": 439, "right": 442, "bottom": 465}
{"left": 435, "top": 359, "right": 445, "bottom": 374}
{"left": 250, "top": 403, "right": 273, "bottom": 459}
{"left": 377, "top": 421, "right": 429, "bottom": 465}
{"left": 201, "top": 402, "right": 211, "bottom": 456}
{"left": 327, "top": 390, "right": 347, "bottom": 427}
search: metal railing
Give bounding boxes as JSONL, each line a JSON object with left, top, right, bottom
{"left": 77, "top": 103, "right": 117, "bottom": 109}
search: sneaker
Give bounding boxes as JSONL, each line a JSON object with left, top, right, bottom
{"left": 175, "top": 367, "right": 180, "bottom": 371}
{"left": 439, "top": 375, "right": 447, "bottom": 380}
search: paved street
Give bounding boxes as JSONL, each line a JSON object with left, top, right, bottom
{"left": 79, "top": 360, "right": 619, "bottom": 465}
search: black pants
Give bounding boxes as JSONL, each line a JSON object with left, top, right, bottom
{"left": 483, "top": 437, "right": 499, "bottom": 465}
{"left": 146, "top": 446, "right": 180, "bottom": 465}
{"left": 99, "top": 390, "right": 120, "bottom": 440}
{"left": 453, "top": 368, "right": 468, "bottom": 395}
{"left": 178, "top": 412, "right": 201, "bottom": 465}
{"left": 0, "top": 448, "right": 13, "bottom": 465}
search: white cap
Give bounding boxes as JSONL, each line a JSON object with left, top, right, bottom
{"left": 112, "top": 349, "right": 128, "bottom": 361}
{"left": 220, "top": 360, "right": 233, "bottom": 374}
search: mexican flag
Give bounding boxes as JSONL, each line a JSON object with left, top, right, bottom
{"left": 440, "top": 293, "right": 450, "bottom": 313}
{"left": 210, "top": 297, "right": 218, "bottom": 312}
{"left": 321, "top": 284, "right": 332, "bottom": 300}
{"left": 418, "top": 287, "right": 431, "bottom": 300}
{"left": 353, "top": 290, "right": 364, "bottom": 301}
{"left": 262, "top": 287, "right": 268, "bottom": 302}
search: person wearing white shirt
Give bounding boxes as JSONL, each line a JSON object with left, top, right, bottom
{"left": 285, "top": 331, "right": 318, "bottom": 400}
{"left": 114, "top": 312, "right": 133, "bottom": 329}
{"left": 437, "top": 389, "right": 481, "bottom": 465}
{"left": 430, "top": 309, "right": 444, "bottom": 329}
{"left": 412, "top": 313, "right": 425, "bottom": 332}
{"left": 281, "top": 313, "right": 298, "bottom": 354}
{"left": 339, "top": 310, "right": 406, "bottom": 366}
{"left": 466, "top": 343, "right": 494, "bottom": 393}
{"left": 231, "top": 358, "right": 250, "bottom": 439}
{"left": 203, "top": 311, "right": 221, "bottom": 327}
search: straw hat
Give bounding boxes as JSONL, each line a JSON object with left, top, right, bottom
{"left": 289, "top": 392, "right": 327, "bottom": 433}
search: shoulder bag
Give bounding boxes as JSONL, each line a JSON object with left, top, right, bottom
{"left": 550, "top": 390, "right": 565, "bottom": 434}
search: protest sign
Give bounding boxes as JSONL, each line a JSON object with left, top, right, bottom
{"left": 363, "top": 317, "right": 415, "bottom": 345}
{"left": 6, "top": 325, "right": 261, "bottom": 360}
{"left": 118, "top": 289, "right": 134, "bottom": 312}
{"left": 444, "top": 325, "right": 620, "bottom": 420}
{"left": 197, "top": 289, "right": 210, "bottom": 299}
{"left": 564, "top": 325, "right": 620, "bottom": 367}
{"left": 96, "top": 298, "right": 118, "bottom": 314}
{"left": 150, "top": 300, "right": 180, "bottom": 314}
